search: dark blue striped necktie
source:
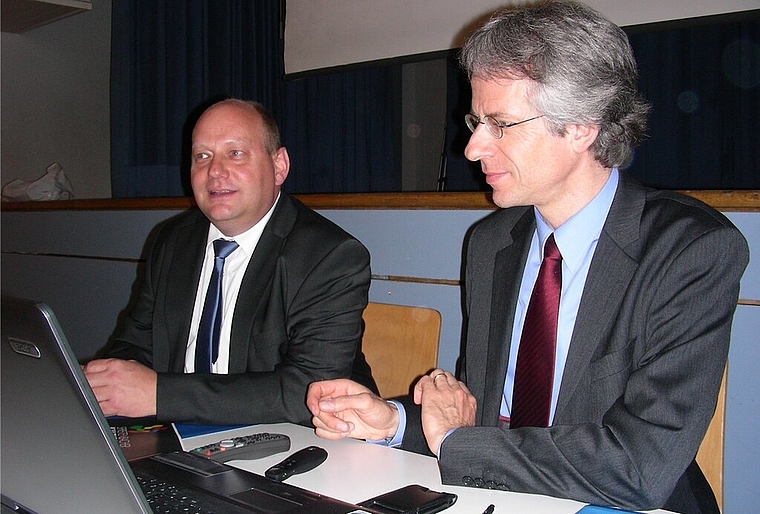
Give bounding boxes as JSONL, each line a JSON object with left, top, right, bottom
{"left": 195, "top": 239, "right": 239, "bottom": 373}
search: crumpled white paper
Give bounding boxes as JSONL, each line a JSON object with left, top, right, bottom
{"left": 1, "top": 162, "right": 75, "bottom": 201}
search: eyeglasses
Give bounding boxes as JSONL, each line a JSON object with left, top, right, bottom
{"left": 464, "top": 113, "right": 544, "bottom": 139}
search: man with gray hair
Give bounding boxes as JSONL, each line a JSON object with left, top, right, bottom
{"left": 307, "top": 2, "right": 748, "bottom": 512}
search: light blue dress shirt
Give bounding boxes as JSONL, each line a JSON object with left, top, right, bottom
{"left": 500, "top": 169, "right": 618, "bottom": 423}
{"left": 382, "top": 169, "right": 619, "bottom": 446}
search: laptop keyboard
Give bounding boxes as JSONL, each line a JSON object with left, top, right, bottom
{"left": 134, "top": 471, "right": 252, "bottom": 514}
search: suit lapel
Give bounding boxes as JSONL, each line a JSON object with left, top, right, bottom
{"left": 481, "top": 209, "right": 535, "bottom": 424}
{"left": 555, "top": 177, "right": 646, "bottom": 417}
{"left": 164, "top": 213, "right": 208, "bottom": 372}
{"left": 227, "top": 194, "right": 298, "bottom": 373}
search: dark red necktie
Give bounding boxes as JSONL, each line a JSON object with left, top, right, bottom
{"left": 510, "top": 233, "right": 562, "bottom": 428}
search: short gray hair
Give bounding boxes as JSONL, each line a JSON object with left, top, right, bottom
{"left": 459, "top": 0, "right": 650, "bottom": 168}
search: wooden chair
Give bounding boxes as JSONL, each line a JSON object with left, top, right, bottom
{"left": 361, "top": 302, "right": 442, "bottom": 398}
{"left": 696, "top": 365, "right": 728, "bottom": 512}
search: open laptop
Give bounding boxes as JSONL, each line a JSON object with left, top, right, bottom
{"left": 1, "top": 297, "right": 374, "bottom": 514}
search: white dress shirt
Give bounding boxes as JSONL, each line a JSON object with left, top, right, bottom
{"left": 184, "top": 194, "right": 280, "bottom": 374}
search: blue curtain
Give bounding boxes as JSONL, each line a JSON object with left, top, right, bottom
{"left": 281, "top": 70, "right": 398, "bottom": 193}
{"left": 441, "top": 14, "right": 760, "bottom": 191}
{"left": 442, "top": 53, "right": 485, "bottom": 192}
{"left": 110, "top": 1, "right": 396, "bottom": 197}
{"left": 626, "top": 15, "right": 759, "bottom": 189}
{"left": 112, "top": 4, "right": 757, "bottom": 196}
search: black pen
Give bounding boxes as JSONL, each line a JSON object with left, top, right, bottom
{"left": 482, "top": 504, "right": 495, "bottom": 514}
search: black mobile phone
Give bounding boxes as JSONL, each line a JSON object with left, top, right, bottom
{"left": 357, "top": 484, "right": 457, "bottom": 514}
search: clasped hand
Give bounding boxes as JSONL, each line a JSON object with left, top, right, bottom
{"left": 307, "top": 369, "right": 476, "bottom": 456}
{"left": 306, "top": 379, "right": 399, "bottom": 441}
{"left": 82, "top": 358, "right": 157, "bottom": 418}
{"left": 414, "top": 369, "right": 477, "bottom": 454}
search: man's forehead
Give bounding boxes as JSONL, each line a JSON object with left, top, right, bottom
{"left": 191, "top": 137, "right": 253, "bottom": 149}
{"left": 192, "top": 110, "right": 263, "bottom": 145}
{"left": 471, "top": 78, "right": 531, "bottom": 112}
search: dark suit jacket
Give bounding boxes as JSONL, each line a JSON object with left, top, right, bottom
{"left": 107, "top": 193, "right": 376, "bottom": 425}
{"left": 399, "top": 177, "right": 748, "bottom": 513}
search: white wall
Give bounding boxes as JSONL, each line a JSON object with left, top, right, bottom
{"left": 0, "top": 0, "right": 112, "bottom": 199}
{"left": 284, "top": 0, "right": 759, "bottom": 74}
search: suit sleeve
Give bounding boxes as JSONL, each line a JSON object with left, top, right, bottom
{"left": 156, "top": 237, "right": 371, "bottom": 425}
{"left": 104, "top": 223, "right": 170, "bottom": 366}
{"left": 438, "top": 221, "right": 748, "bottom": 510}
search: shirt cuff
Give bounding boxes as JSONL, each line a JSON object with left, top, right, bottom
{"left": 366, "top": 400, "right": 406, "bottom": 447}
{"left": 437, "top": 428, "right": 457, "bottom": 459}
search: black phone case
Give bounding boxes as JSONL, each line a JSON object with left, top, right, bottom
{"left": 357, "top": 484, "right": 457, "bottom": 514}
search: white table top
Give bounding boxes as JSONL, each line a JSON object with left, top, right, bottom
{"left": 181, "top": 422, "right": 672, "bottom": 514}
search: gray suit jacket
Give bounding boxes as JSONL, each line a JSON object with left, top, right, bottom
{"left": 400, "top": 177, "right": 748, "bottom": 513}
{"left": 107, "top": 193, "right": 376, "bottom": 425}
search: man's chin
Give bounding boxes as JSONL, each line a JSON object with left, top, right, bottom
{"left": 490, "top": 189, "right": 509, "bottom": 208}
{"left": 202, "top": 205, "right": 237, "bottom": 226}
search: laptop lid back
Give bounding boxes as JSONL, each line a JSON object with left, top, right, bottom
{"left": 1, "top": 297, "right": 151, "bottom": 514}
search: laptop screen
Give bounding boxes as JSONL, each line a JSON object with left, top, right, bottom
{"left": 1, "top": 297, "right": 376, "bottom": 514}
{"left": 1, "top": 296, "right": 151, "bottom": 513}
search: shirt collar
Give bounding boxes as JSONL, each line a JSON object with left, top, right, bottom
{"left": 206, "top": 192, "right": 281, "bottom": 258}
{"left": 533, "top": 169, "right": 618, "bottom": 272}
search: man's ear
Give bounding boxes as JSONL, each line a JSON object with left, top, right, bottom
{"left": 272, "top": 147, "right": 290, "bottom": 186}
{"left": 567, "top": 123, "right": 599, "bottom": 155}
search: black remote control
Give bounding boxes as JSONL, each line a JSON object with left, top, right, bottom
{"left": 191, "top": 433, "right": 291, "bottom": 462}
{"left": 265, "top": 446, "right": 328, "bottom": 481}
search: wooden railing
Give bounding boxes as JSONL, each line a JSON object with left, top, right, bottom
{"left": 2, "top": 190, "right": 759, "bottom": 212}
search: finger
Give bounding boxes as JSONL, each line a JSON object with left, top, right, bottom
{"left": 97, "top": 399, "right": 118, "bottom": 417}
{"left": 307, "top": 380, "right": 332, "bottom": 400}
{"left": 413, "top": 384, "right": 423, "bottom": 405}
{"left": 428, "top": 368, "right": 445, "bottom": 380}
{"left": 413, "top": 374, "right": 428, "bottom": 403}
{"left": 312, "top": 413, "right": 353, "bottom": 436}
{"left": 83, "top": 368, "right": 108, "bottom": 388}
{"left": 418, "top": 369, "right": 445, "bottom": 391}
{"left": 416, "top": 369, "right": 445, "bottom": 401}
{"left": 313, "top": 425, "right": 351, "bottom": 440}
{"left": 320, "top": 392, "right": 376, "bottom": 414}
{"left": 432, "top": 371, "right": 450, "bottom": 386}
{"left": 88, "top": 383, "right": 109, "bottom": 404}
{"left": 83, "top": 359, "right": 108, "bottom": 374}
{"left": 309, "top": 378, "right": 353, "bottom": 397}
{"left": 305, "top": 384, "right": 324, "bottom": 414}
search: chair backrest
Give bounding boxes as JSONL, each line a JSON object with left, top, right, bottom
{"left": 361, "top": 302, "right": 442, "bottom": 398}
{"left": 696, "top": 365, "right": 727, "bottom": 512}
